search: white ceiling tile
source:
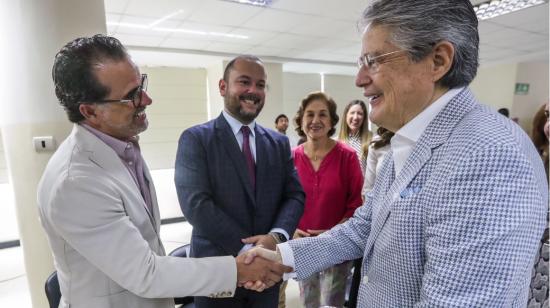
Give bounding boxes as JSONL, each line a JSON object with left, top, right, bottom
{"left": 104, "top": 0, "right": 130, "bottom": 14}
{"left": 227, "top": 28, "right": 279, "bottom": 45}
{"left": 119, "top": 15, "right": 157, "bottom": 25}
{"left": 114, "top": 33, "right": 165, "bottom": 47}
{"left": 478, "top": 21, "right": 502, "bottom": 35}
{"left": 103, "top": 0, "right": 548, "bottom": 72}
{"left": 243, "top": 45, "right": 292, "bottom": 57}
{"left": 489, "top": 3, "right": 549, "bottom": 28}
{"left": 187, "top": 0, "right": 263, "bottom": 27}
{"left": 123, "top": 0, "right": 200, "bottom": 19}
{"left": 241, "top": 10, "right": 317, "bottom": 32}
{"left": 288, "top": 18, "right": 360, "bottom": 41}
{"left": 206, "top": 42, "right": 255, "bottom": 54}
{"left": 260, "top": 33, "right": 320, "bottom": 49}
{"left": 269, "top": 0, "right": 326, "bottom": 16}
{"left": 159, "top": 37, "right": 212, "bottom": 50}
{"left": 176, "top": 21, "right": 235, "bottom": 33}
{"left": 106, "top": 13, "right": 123, "bottom": 22}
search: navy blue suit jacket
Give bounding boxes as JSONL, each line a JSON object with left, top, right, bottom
{"left": 175, "top": 114, "right": 305, "bottom": 258}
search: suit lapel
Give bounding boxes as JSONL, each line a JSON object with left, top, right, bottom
{"left": 364, "top": 88, "right": 478, "bottom": 255}
{"left": 214, "top": 116, "right": 256, "bottom": 205}
{"left": 76, "top": 126, "right": 156, "bottom": 227}
{"left": 254, "top": 126, "right": 271, "bottom": 205}
{"left": 142, "top": 162, "right": 161, "bottom": 230}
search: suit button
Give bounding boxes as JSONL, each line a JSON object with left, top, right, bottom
{"left": 363, "top": 275, "right": 369, "bottom": 284}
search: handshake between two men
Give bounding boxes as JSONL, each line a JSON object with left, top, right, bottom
{"left": 235, "top": 237, "right": 288, "bottom": 292}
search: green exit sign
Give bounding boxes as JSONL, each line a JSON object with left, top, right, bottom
{"left": 515, "top": 83, "right": 530, "bottom": 95}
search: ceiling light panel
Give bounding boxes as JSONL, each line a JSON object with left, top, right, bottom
{"left": 474, "top": 0, "right": 548, "bottom": 20}
{"left": 221, "top": 0, "right": 275, "bottom": 7}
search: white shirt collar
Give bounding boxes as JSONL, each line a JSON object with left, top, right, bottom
{"left": 395, "top": 87, "right": 464, "bottom": 143}
{"left": 390, "top": 87, "right": 464, "bottom": 175}
{"left": 222, "top": 110, "right": 256, "bottom": 137}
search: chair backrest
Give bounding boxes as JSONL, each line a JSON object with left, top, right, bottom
{"left": 169, "top": 244, "right": 190, "bottom": 258}
{"left": 45, "top": 271, "right": 61, "bottom": 308}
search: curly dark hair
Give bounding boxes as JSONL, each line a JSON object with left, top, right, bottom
{"left": 52, "top": 34, "right": 128, "bottom": 123}
{"left": 293, "top": 91, "right": 339, "bottom": 138}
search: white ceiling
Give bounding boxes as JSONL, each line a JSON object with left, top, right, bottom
{"left": 105, "top": 0, "right": 549, "bottom": 75}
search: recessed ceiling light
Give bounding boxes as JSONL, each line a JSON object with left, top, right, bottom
{"left": 473, "top": 0, "right": 548, "bottom": 20}
{"left": 221, "top": 0, "right": 275, "bottom": 7}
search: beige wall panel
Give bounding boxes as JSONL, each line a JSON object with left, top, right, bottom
{"left": 283, "top": 73, "right": 321, "bottom": 138}
{"left": 141, "top": 142, "right": 179, "bottom": 170}
{"left": 149, "top": 99, "right": 208, "bottom": 115}
{"left": 142, "top": 67, "right": 206, "bottom": 85}
{"left": 470, "top": 63, "right": 518, "bottom": 111}
{"left": 324, "top": 74, "right": 365, "bottom": 135}
{"left": 0, "top": 131, "right": 6, "bottom": 183}
{"left": 148, "top": 84, "right": 206, "bottom": 100}
{"left": 139, "top": 66, "right": 208, "bottom": 170}
{"left": 512, "top": 61, "right": 549, "bottom": 133}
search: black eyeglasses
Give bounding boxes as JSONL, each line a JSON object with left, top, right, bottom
{"left": 97, "top": 74, "right": 148, "bottom": 108}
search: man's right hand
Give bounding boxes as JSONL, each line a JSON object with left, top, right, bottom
{"left": 235, "top": 249, "right": 291, "bottom": 292}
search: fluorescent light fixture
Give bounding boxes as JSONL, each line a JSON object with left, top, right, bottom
{"left": 107, "top": 9, "right": 248, "bottom": 40}
{"left": 148, "top": 10, "right": 184, "bottom": 27}
{"left": 221, "top": 0, "right": 274, "bottom": 7}
{"left": 473, "top": 0, "right": 548, "bottom": 20}
{"left": 153, "top": 27, "right": 249, "bottom": 39}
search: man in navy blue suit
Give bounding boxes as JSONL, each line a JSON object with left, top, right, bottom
{"left": 175, "top": 55, "right": 305, "bottom": 308}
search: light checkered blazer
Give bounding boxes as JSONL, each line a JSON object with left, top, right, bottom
{"left": 288, "top": 88, "right": 548, "bottom": 307}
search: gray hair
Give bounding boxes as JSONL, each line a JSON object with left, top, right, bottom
{"left": 360, "top": 0, "right": 479, "bottom": 88}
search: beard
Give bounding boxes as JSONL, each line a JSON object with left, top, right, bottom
{"left": 225, "top": 92, "right": 264, "bottom": 123}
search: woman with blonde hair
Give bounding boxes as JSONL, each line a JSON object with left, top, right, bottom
{"left": 292, "top": 91, "right": 363, "bottom": 308}
{"left": 338, "top": 100, "right": 372, "bottom": 173}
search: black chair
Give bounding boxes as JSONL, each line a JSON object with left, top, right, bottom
{"left": 45, "top": 271, "right": 61, "bottom": 308}
{"left": 169, "top": 244, "right": 195, "bottom": 308}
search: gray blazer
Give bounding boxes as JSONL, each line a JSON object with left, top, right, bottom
{"left": 38, "top": 125, "right": 237, "bottom": 308}
{"left": 288, "top": 88, "right": 548, "bottom": 307}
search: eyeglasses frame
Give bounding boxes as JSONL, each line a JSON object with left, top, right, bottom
{"left": 357, "top": 50, "right": 408, "bottom": 72}
{"left": 95, "top": 74, "right": 148, "bottom": 108}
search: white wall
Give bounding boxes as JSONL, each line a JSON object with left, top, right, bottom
{"left": 324, "top": 74, "right": 365, "bottom": 135}
{"left": 512, "top": 61, "right": 549, "bottom": 133}
{"left": 469, "top": 60, "right": 549, "bottom": 133}
{"left": 139, "top": 66, "right": 208, "bottom": 170}
{"left": 256, "top": 62, "right": 285, "bottom": 129}
{"left": 470, "top": 62, "right": 518, "bottom": 110}
{"left": 282, "top": 72, "right": 321, "bottom": 137}
{"left": 0, "top": 132, "right": 7, "bottom": 183}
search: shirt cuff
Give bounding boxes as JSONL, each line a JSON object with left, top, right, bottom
{"left": 238, "top": 243, "right": 253, "bottom": 255}
{"left": 277, "top": 242, "right": 296, "bottom": 280}
{"left": 269, "top": 228, "right": 289, "bottom": 241}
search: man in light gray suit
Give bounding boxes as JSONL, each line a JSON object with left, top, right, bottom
{"left": 245, "top": 0, "right": 548, "bottom": 307}
{"left": 37, "top": 35, "right": 290, "bottom": 308}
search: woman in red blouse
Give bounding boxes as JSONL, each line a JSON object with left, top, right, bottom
{"left": 292, "top": 91, "right": 364, "bottom": 308}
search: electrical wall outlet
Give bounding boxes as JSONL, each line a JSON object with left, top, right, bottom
{"left": 33, "top": 136, "right": 56, "bottom": 152}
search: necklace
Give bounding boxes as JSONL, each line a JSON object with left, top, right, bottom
{"left": 306, "top": 148, "right": 320, "bottom": 161}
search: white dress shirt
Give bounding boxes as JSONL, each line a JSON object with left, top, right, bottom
{"left": 278, "top": 87, "right": 464, "bottom": 279}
